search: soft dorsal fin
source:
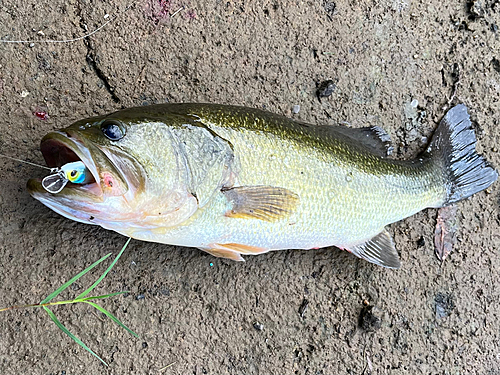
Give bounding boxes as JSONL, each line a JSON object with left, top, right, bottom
{"left": 345, "top": 230, "right": 401, "bottom": 268}
{"left": 222, "top": 186, "right": 299, "bottom": 222}
{"left": 319, "top": 125, "right": 393, "bottom": 157}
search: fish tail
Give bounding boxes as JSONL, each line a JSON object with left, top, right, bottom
{"left": 427, "top": 104, "right": 497, "bottom": 205}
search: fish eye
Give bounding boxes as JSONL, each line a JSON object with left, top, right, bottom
{"left": 70, "top": 170, "right": 77, "bottom": 177}
{"left": 101, "top": 119, "right": 125, "bottom": 141}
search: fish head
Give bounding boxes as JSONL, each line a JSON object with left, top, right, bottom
{"left": 27, "top": 110, "right": 199, "bottom": 235}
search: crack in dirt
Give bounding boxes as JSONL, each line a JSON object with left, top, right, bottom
{"left": 76, "top": 2, "right": 121, "bottom": 103}
{"left": 85, "top": 48, "right": 121, "bottom": 103}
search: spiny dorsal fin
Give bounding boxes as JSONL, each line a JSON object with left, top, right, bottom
{"left": 222, "top": 186, "right": 299, "bottom": 222}
{"left": 345, "top": 230, "right": 401, "bottom": 269}
{"left": 319, "top": 125, "right": 393, "bottom": 157}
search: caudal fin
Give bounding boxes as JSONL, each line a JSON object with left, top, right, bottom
{"left": 427, "top": 104, "right": 497, "bottom": 205}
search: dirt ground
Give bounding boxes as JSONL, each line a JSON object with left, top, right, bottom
{"left": 0, "top": 0, "right": 499, "bottom": 374}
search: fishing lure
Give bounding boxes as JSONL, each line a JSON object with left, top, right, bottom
{"left": 42, "top": 161, "right": 88, "bottom": 193}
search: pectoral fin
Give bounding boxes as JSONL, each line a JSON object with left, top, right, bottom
{"left": 345, "top": 230, "right": 401, "bottom": 269}
{"left": 200, "top": 243, "right": 269, "bottom": 261}
{"left": 222, "top": 186, "right": 299, "bottom": 222}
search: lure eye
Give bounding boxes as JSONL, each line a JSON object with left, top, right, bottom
{"left": 61, "top": 161, "right": 88, "bottom": 184}
{"left": 68, "top": 169, "right": 83, "bottom": 183}
{"left": 101, "top": 119, "right": 125, "bottom": 141}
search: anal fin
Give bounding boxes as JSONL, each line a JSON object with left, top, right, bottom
{"left": 345, "top": 230, "right": 401, "bottom": 269}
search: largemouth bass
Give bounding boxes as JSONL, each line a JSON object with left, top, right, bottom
{"left": 27, "top": 104, "right": 497, "bottom": 268}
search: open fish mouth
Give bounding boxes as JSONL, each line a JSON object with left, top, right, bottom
{"left": 27, "top": 131, "right": 102, "bottom": 198}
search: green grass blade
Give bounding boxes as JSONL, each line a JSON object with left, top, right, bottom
{"left": 85, "top": 301, "right": 139, "bottom": 338}
{"left": 43, "top": 306, "right": 108, "bottom": 366}
{"left": 79, "top": 291, "right": 129, "bottom": 302}
{"left": 45, "top": 292, "right": 129, "bottom": 307}
{"left": 76, "top": 238, "right": 131, "bottom": 300}
{"left": 40, "top": 253, "right": 112, "bottom": 304}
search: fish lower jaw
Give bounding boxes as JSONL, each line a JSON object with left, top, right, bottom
{"left": 30, "top": 194, "right": 98, "bottom": 225}
{"left": 27, "top": 178, "right": 104, "bottom": 199}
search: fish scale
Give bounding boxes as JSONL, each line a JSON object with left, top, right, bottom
{"left": 193, "top": 111, "right": 442, "bottom": 244}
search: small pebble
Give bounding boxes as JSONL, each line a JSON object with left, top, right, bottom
{"left": 253, "top": 322, "right": 264, "bottom": 331}
{"left": 359, "top": 306, "right": 382, "bottom": 332}
{"left": 411, "top": 99, "right": 418, "bottom": 108}
{"left": 292, "top": 105, "right": 300, "bottom": 114}
{"left": 142, "top": 342, "right": 148, "bottom": 348}
{"left": 317, "top": 80, "right": 336, "bottom": 99}
{"left": 136, "top": 294, "right": 145, "bottom": 300}
{"left": 20, "top": 90, "right": 29, "bottom": 97}
{"left": 417, "top": 237, "right": 425, "bottom": 248}
{"left": 298, "top": 298, "right": 309, "bottom": 318}
{"left": 470, "top": 1, "right": 485, "bottom": 18}
{"left": 29, "top": 43, "right": 35, "bottom": 48}
{"left": 435, "top": 292, "right": 454, "bottom": 319}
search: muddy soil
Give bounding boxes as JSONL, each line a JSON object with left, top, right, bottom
{"left": 1, "top": 0, "right": 499, "bottom": 374}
